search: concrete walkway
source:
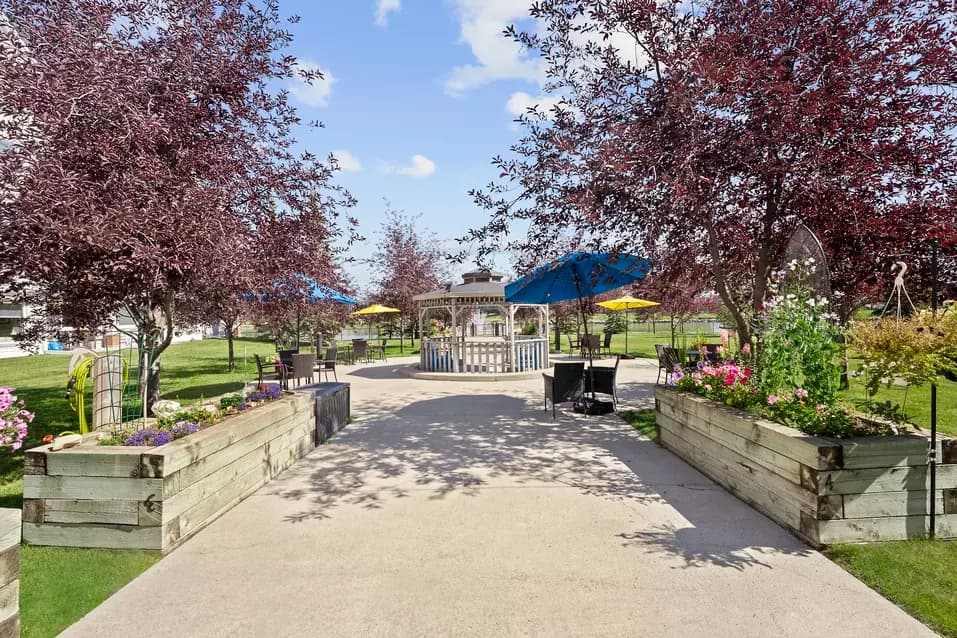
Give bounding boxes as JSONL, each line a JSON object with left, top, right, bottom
{"left": 64, "top": 357, "right": 933, "bottom": 637}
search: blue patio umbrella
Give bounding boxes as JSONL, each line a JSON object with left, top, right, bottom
{"left": 506, "top": 252, "right": 652, "bottom": 400}
{"left": 247, "top": 275, "right": 357, "bottom": 347}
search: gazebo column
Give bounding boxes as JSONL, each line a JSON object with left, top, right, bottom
{"left": 450, "top": 299, "right": 458, "bottom": 372}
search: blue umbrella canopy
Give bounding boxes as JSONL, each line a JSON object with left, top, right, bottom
{"left": 505, "top": 252, "right": 651, "bottom": 304}
{"left": 248, "top": 275, "right": 357, "bottom": 305}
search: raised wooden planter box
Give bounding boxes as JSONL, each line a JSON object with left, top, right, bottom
{"left": 656, "top": 387, "right": 957, "bottom": 545}
{"left": 0, "top": 509, "right": 19, "bottom": 638}
{"left": 23, "top": 389, "right": 325, "bottom": 553}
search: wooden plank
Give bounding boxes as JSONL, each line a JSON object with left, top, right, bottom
{"left": 817, "top": 516, "right": 933, "bottom": 544}
{"left": 0, "top": 546, "right": 18, "bottom": 588}
{"left": 0, "top": 512, "right": 18, "bottom": 553}
{"left": 841, "top": 436, "right": 941, "bottom": 469}
{"left": 23, "top": 475, "right": 162, "bottom": 502}
{"left": 22, "top": 522, "right": 162, "bottom": 550}
{"left": 817, "top": 464, "right": 957, "bottom": 495}
{"left": 842, "top": 491, "right": 944, "bottom": 519}
{"left": 43, "top": 499, "right": 138, "bottom": 525}
{"left": 21, "top": 500, "right": 43, "bottom": 524}
{"left": 164, "top": 416, "right": 310, "bottom": 498}
{"left": 0, "top": 612, "right": 16, "bottom": 638}
{"left": 657, "top": 411, "right": 803, "bottom": 484}
{"left": 166, "top": 461, "right": 268, "bottom": 551}
{"left": 657, "top": 414, "right": 819, "bottom": 511}
{"left": 656, "top": 388, "right": 841, "bottom": 470}
{"left": 0, "top": 581, "right": 16, "bottom": 627}
{"left": 46, "top": 449, "right": 144, "bottom": 478}
{"left": 138, "top": 499, "right": 163, "bottom": 527}
{"left": 659, "top": 427, "right": 806, "bottom": 535}
{"left": 154, "top": 394, "right": 310, "bottom": 477}
{"left": 24, "top": 450, "right": 47, "bottom": 475}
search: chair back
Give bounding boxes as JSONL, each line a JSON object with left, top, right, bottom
{"left": 586, "top": 334, "right": 600, "bottom": 350}
{"left": 254, "top": 353, "right": 267, "bottom": 374}
{"left": 704, "top": 343, "right": 720, "bottom": 362}
{"left": 566, "top": 334, "right": 580, "bottom": 349}
{"left": 278, "top": 348, "right": 298, "bottom": 368}
{"left": 324, "top": 345, "right": 338, "bottom": 369}
{"left": 552, "top": 362, "right": 585, "bottom": 401}
{"left": 353, "top": 340, "right": 368, "bottom": 360}
{"left": 292, "top": 353, "right": 315, "bottom": 379}
{"left": 656, "top": 344, "right": 682, "bottom": 370}
{"left": 586, "top": 356, "right": 620, "bottom": 396}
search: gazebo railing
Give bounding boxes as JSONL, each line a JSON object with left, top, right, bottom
{"left": 420, "top": 336, "right": 549, "bottom": 374}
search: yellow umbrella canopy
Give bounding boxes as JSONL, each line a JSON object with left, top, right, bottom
{"left": 352, "top": 304, "right": 401, "bottom": 316}
{"left": 596, "top": 295, "right": 660, "bottom": 311}
{"left": 596, "top": 296, "right": 660, "bottom": 355}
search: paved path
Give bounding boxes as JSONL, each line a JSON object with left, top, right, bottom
{"left": 64, "top": 357, "right": 933, "bottom": 637}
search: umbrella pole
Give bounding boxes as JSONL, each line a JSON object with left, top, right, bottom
{"left": 573, "top": 269, "right": 595, "bottom": 400}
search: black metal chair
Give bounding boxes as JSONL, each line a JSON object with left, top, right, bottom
{"left": 254, "top": 353, "right": 287, "bottom": 389}
{"left": 316, "top": 345, "right": 338, "bottom": 381}
{"left": 543, "top": 362, "right": 585, "bottom": 418}
{"left": 600, "top": 331, "right": 613, "bottom": 355}
{"left": 586, "top": 356, "right": 621, "bottom": 408}
{"left": 567, "top": 334, "right": 581, "bottom": 354}
{"left": 582, "top": 334, "right": 601, "bottom": 359}
{"left": 352, "top": 339, "right": 369, "bottom": 364}
{"left": 655, "top": 344, "right": 683, "bottom": 384}
{"left": 277, "top": 348, "right": 298, "bottom": 371}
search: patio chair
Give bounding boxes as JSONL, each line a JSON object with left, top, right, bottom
{"left": 582, "top": 334, "right": 601, "bottom": 359}
{"left": 655, "top": 344, "right": 683, "bottom": 385}
{"left": 254, "top": 353, "right": 287, "bottom": 389}
{"left": 315, "top": 345, "right": 338, "bottom": 381}
{"left": 543, "top": 361, "right": 585, "bottom": 418}
{"left": 291, "top": 353, "right": 315, "bottom": 387}
{"left": 566, "top": 334, "right": 581, "bottom": 354}
{"left": 352, "top": 339, "right": 369, "bottom": 364}
{"left": 277, "top": 348, "right": 298, "bottom": 371}
{"left": 704, "top": 343, "right": 721, "bottom": 362}
{"left": 371, "top": 337, "right": 388, "bottom": 362}
{"left": 585, "top": 355, "right": 621, "bottom": 408}
{"left": 600, "top": 331, "right": 613, "bottom": 355}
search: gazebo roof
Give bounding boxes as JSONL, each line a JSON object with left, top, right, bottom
{"left": 413, "top": 270, "right": 506, "bottom": 303}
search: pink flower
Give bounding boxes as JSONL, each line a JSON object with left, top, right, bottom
{"left": 704, "top": 384, "right": 713, "bottom": 392}
{"left": 795, "top": 388, "right": 809, "bottom": 399}
{"left": 767, "top": 395, "right": 779, "bottom": 405}
{"left": 741, "top": 343, "right": 751, "bottom": 354}
{"left": 815, "top": 404, "right": 826, "bottom": 412}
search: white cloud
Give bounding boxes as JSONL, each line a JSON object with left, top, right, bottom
{"left": 385, "top": 154, "right": 436, "bottom": 178}
{"left": 331, "top": 149, "right": 361, "bottom": 173}
{"left": 444, "top": 0, "right": 541, "bottom": 96}
{"left": 505, "top": 91, "right": 562, "bottom": 117}
{"left": 375, "top": 0, "right": 401, "bottom": 27}
{"left": 289, "top": 60, "right": 335, "bottom": 108}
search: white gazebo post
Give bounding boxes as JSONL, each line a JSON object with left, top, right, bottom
{"left": 508, "top": 304, "right": 517, "bottom": 372}
{"left": 450, "top": 298, "right": 458, "bottom": 372}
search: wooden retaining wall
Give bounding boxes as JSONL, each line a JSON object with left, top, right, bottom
{"left": 23, "top": 386, "right": 347, "bottom": 553}
{"left": 0, "top": 510, "right": 19, "bottom": 638}
{"left": 656, "top": 387, "right": 957, "bottom": 545}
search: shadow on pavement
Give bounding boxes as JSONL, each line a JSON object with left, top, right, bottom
{"left": 267, "top": 390, "right": 813, "bottom": 570}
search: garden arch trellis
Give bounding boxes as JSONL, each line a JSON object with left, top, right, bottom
{"left": 414, "top": 270, "right": 549, "bottom": 374}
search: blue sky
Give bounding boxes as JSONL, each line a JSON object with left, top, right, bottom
{"left": 279, "top": 1, "right": 550, "bottom": 291}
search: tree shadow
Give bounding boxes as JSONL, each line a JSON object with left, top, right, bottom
{"left": 266, "top": 387, "right": 814, "bottom": 569}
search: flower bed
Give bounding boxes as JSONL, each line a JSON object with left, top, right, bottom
{"left": 656, "top": 386, "right": 957, "bottom": 545}
{"left": 21, "top": 385, "right": 339, "bottom": 553}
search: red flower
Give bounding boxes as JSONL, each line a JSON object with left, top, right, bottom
{"left": 42, "top": 434, "right": 53, "bottom": 444}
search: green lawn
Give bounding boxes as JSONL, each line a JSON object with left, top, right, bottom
{"left": 550, "top": 327, "right": 721, "bottom": 359}
{"left": 838, "top": 359, "right": 957, "bottom": 437}
{"left": 19, "top": 546, "right": 160, "bottom": 638}
{"left": 827, "top": 541, "right": 957, "bottom": 637}
{"left": 620, "top": 408, "right": 658, "bottom": 440}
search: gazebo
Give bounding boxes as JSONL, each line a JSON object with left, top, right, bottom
{"left": 414, "top": 270, "right": 549, "bottom": 375}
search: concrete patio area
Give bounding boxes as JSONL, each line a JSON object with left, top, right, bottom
{"left": 63, "top": 356, "right": 932, "bottom": 637}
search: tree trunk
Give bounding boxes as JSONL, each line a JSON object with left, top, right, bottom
{"left": 704, "top": 215, "right": 752, "bottom": 346}
{"left": 225, "top": 319, "right": 236, "bottom": 372}
{"left": 128, "top": 296, "right": 176, "bottom": 416}
{"left": 399, "top": 316, "right": 404, "bottom": 353}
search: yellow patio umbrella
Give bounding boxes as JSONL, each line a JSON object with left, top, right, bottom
{"left": 597, "top": 295, "right": 660, "bottom": 354}
{"left": 352, "top": 304, "right": 401, "bottom": 338}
